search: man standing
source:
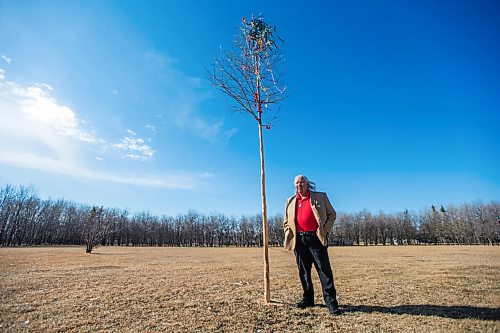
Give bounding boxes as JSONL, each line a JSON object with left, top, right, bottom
{"left": 283, "top": 175, "right": 340, "bottom": 315}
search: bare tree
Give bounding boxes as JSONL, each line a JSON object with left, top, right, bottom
{"left": 484, "top": 202, "right": 500, "bottom": 245}
{"left": 374, "top": 212, "right": 389, "bottom": 245}
{"left": 332, "top": 212, "right": 355, "bottom": 246}
{"left": 268, "top": 213, "right": 284, "bottom": 246}
{"left": 210, "top": 15, "right": 287, "bottom": 303}
{"left": 82, "top": 206, "right": 117, "bottom": 253}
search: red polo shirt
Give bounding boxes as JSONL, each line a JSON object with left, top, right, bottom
{"left": 295, "top": 192, "right": 318, "bottom": 232}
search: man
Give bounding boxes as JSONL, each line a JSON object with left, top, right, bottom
{"left": 283, "top": 175, "right": 340, "bottom": 315}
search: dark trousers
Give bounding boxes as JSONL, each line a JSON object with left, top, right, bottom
{"left": 294, "top": 232, "right": 338, "bottom": 307}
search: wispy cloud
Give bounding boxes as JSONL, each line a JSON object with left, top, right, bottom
{"left": 167, "top": 100, "right": 227, "bottom": 142}
{"left": 0, "top": 150, "right": 209, "bottom": 189}
{"left": 191, "top": 118, "right": 223, "bottom": 142}
{"left": 0, "top": 68, "right": 4, "bottom": 80}
{"left": 144, "top": 52, "right": 177, "bottom": 69}
{"left": 5, "top": 80, "right": 98, "bottom": 143}
{"left": 113, "top": 131, "right": 154, "bottom": 161}
{"left": 1, "top": 55, "right": 12, "bottom": 65}
{"left": 1, "top": 70, "right": 156, "bottom": 160}
{"left": 0, "top": 67, "right": 208, "bottom": 189}
{"left": 224, "top": 128, "right": 238, "bottom": 139}
{"left": 144, "top": 51, "right": 232, "bottom": 142}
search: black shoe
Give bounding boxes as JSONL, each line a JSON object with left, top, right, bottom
{"left": 296, "top": 299, "right": 315, "bottom": 309}
{"left": 328, "top": 305, "right": 342, "bottom": 316}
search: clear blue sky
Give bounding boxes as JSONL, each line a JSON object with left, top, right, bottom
{"left": 0, "top": 0, "right": 498, "bottom": 217}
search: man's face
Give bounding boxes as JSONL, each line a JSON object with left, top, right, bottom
{"left": 294, "top": 177, "right": 308, "bottom": 196}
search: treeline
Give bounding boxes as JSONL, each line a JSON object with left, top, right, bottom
{"left": 0, "top": 185, "right": 283, "bottom": 248}
{"left": 1, "top": 184, "right": 498, "bottom": 248}
{"left": 334, "top": 204, "right": 499, "bottom": 246}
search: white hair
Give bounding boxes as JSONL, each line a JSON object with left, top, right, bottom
{"left": 295, "top": 175, "right": 316, "bottom": 191}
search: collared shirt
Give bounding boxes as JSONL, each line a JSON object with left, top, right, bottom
{"left": 295, "top": 192, "right": 318, "bottom": 232}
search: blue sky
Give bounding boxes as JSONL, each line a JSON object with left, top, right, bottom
{"left": 0, "top": 0, "right": 498, "bottom": 217}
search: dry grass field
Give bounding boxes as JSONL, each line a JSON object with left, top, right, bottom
{"left": 0, "top": 245, "right": 499, "bottom": 332}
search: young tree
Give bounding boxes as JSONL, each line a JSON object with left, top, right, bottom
{"left": 210, "top": 15, "right": 287, "bottom": 303}
{"left": 82, "top": 206, "right": 117, "bottom": 253}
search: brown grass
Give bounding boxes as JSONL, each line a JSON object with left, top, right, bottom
{"left": 0, "top": 246, "right": 499, "bottom": 332}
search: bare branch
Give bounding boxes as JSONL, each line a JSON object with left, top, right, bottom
{"left": 209, "top": 16, "right": 287, "bottom": 124}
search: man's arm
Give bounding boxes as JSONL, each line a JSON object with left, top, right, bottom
{"left": 323, "top": 193, "right": 337, "bottom": 233}
{"left": 283, "top": 199, "right": 291, "bottom": 232}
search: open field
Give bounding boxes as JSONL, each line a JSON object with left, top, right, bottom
{"left": 0, "top": 246, "right": 499, "bottom": 332}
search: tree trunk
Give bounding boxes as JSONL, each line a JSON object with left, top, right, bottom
{"left": 258, "top": 121, "right": 270, "bottom": 304}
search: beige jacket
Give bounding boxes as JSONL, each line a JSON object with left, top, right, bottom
{"left": 283, "top": 191, "right": 336, "bottom": 251}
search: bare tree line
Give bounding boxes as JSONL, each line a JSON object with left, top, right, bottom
{"left": 1, "top": 184, "right": 498, "bottom": 248}
{"left": 333, "top": 204, "right": 499, "bottom": 246}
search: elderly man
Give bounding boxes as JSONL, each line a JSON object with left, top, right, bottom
{"left": 283, "top": 175, "right": 340, "bottom": 315}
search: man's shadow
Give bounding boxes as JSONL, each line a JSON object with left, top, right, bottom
{"left": 340, "top": 304, "right": 499, "bottom": 321}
